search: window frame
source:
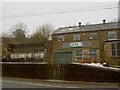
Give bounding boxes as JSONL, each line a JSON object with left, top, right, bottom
{"left": 58, "top": 35, "right": 64, "bottom": 41}
{"left": 108, "top": 31, "right": 116, "bottom": 40}
{"left": 73, "top": 34, "right": 80, "bottom": 41}
{"left": 111, "top": 42, "right": 120, "bottom": 57}
{"left": 75, "top": 50, "right": 83, "bottom": 60}
{"left": 89, "top": 50, "right": 97, "bottom": 59}
{"left": 89, "top": 33, "right": 98, "bottom": 40}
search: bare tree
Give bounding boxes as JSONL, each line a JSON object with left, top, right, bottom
{"left": 10, "top": 22, "right": 28, "bottom": 44}
{"left": 11, "top": 22, "right": 27, "bottom": 31}
{"left": 30, "top": 31, "right": 47, "bottom": 43}
{"left": 30, "top": 24, "right": 54, "bottom": 43}
{"left": 36, "top": 24, "right": 54, "bottom": 40}
{"left": 1, "top": 33, "right": 12, "bottom": 44}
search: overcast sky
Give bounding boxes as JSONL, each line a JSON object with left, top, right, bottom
{"left": 0, "top": 1, "right": 119, "bottom": 36}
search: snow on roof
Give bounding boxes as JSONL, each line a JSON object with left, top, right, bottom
{"left": 53, "top": 22, "right": 119, "bottom": 35}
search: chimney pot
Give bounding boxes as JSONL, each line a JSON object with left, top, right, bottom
{"left": 103, "top": 19, "right": 106, "bottom": 24}
{"left": 79, "top": 22, "right": 81, "bottom": 26}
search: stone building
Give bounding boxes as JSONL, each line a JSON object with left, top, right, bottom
{"left": 104, "top": 39, "right": 120, "bottom": 67}
{"left": 52, "top": 21, "right": 120, "bottom": 65}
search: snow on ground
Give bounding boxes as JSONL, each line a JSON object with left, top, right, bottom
{"left": 73, "top": 63, "right": 104, "bottom": 67}
{"left": 73, "top": 63, "right": 120, "bottom": 71}
{"left": 1, "top": 62, "right": 47, "bottom": 64}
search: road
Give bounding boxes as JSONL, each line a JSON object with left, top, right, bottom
{"left": 1, "top": 77, "right": 120, "bottom": 88}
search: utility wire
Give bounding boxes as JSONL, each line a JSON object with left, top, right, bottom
{"left": 3, "top": 6, "right": 118, "bottom": 19}
{"left": 5, "top": 4, "right": 117, "bottom": 11}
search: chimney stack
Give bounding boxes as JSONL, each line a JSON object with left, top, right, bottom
{"left": 79, "top": 22, "right": 81, "bottom": 26}
{"left": 103, "top": 19, "right": 106, "bottom": 24}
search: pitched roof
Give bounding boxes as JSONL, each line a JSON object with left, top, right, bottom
{"left": 53, "top": 22, "right": 119, "bottom": 35}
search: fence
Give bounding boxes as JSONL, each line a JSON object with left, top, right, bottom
{"left": 2, "top": 64, "right": 120, "bottom": 82}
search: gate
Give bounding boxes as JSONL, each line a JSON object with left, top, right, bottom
{"left": 49, "top": 64, "right": 66, "bottom": 80}
{"left": 54, "top": 52, "right": 72, "bottom": 64}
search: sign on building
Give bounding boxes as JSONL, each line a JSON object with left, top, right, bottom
{"left": 70, "top": 42, "right": 82, "bottom": 48}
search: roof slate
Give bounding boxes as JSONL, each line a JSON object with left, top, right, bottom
{"left": 53, "top": 22, "right": 119, "bottom": 35}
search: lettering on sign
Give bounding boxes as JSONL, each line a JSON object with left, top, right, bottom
{"left": 70, "top": 42, "right": 82, "bottom": 48}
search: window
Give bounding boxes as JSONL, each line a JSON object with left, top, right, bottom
{"left": 108, "top": 32, "right": 116, "bottom": 40}
{"left": 58, "top": 35, "right": 64, "bottom": 41}
{"left": 52, "top": 35, "right": 57, "bottom": 41}
{"left": 89, "top": 33, "right": 97, "bottom": 39}
{"left": 82, "top": 41, "right": 91, "bottom": 48}
{"left": 73, "top": 34, "right": 80, "bottom": 41}
{"left": 89, "top": 50, "right": 97, "bottom": 58}
{"left": 62, "top": 43, "right": 70, "bottom": 48}
{"left": 75, "top": 50, "right": 82, "bottom": 59}
{"left": 111, "top": 42, "right": 120, "bottom": 57}
{"left": 83, "top": 50, "right": 89, "bottom": 59}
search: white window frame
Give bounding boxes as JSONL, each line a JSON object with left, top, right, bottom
{"left": 58, "top": 35, "right": 64, "bottom": 41}
{"left": 108, "top": 31, "right": 116, "bottom": 40}
{"left": 89, "top": 50, "right": 97, "bottom": 58}
{"left": 73, "top": 34, "right": 80, "bottom": 41}
{"left": 89, "top": 33, "right": 97, "bottom": 40}
{"left": 75, "top": 50, "right": 83, "bottom": 60}
{"left": 111, "top": 42, "right": 120, "bottom": 57}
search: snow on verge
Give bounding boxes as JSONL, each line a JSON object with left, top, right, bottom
{"left": 73, "top": 63, "right": 120, "bottom": 71}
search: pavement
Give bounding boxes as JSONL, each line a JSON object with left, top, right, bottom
{"left": 1, "top": 77, "right": 120, "bottom": 88}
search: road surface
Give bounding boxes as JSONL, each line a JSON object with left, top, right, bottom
{"left": 1, "top": 77, "right": 120, "bottom": 88}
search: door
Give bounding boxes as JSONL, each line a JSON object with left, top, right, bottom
{"left": 54, "top": 52, "right": 72, "bottom": 64}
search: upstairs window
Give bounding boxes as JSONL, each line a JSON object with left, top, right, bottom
{"left": 108, "top": 32, "right": 116, "bottom": 40}
{"left": 73, "top": 34, "right": 80, "bottom": 41}
{"left": 58, "top": 35, "right": 64, "bottom": 41}
{"left": 89, "top": 33, "right": 97, "bottom": 40}
{"left": 111, "top": 42, "right": 120, "bottom": 57}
